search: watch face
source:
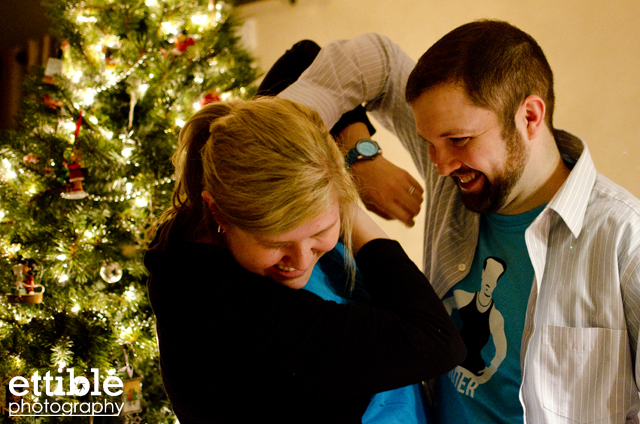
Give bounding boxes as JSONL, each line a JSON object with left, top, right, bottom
{"left": 356, "top": 140, "right": 379, "bottom": 157}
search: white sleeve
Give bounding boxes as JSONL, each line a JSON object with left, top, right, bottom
{"left": 279, "top": 33, "right": 429, "bottom": 175}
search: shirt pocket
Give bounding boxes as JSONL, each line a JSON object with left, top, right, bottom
{"left": 541, "top": 325, "right": 629, "bottom": 423}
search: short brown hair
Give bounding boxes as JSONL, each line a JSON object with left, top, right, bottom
{"left": 406, "top": 20, "right": 555, "bottom": 136}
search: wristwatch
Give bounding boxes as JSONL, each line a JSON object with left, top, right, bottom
{"left": 344, "top": 138, "right": 382, "bottom": 168}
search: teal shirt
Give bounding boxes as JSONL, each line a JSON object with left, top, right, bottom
{"left": 435, "top": 204, "right": 545, "bottom": 423}
{"left": 304, "top": 243, "right": 428, "bottom": 424}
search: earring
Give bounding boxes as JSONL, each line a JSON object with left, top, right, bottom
{"left": 217, "top": 225, "right": 224, "bottom": 234}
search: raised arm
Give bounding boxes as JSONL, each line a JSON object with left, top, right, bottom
{"left": 280, "top": 34, "right": 430, "bottom": 224}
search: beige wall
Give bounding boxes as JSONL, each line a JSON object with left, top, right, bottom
{"left": 238, "top": 0, "right": 640, "bottom": 266}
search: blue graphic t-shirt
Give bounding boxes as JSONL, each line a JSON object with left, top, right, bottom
{"left": 304, "top": 243, "right": 428, "bottom": 424}
{"left": 435, "top": 204, "right": 545, "bottom": 424}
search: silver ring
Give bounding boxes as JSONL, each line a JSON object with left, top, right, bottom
{"left": 408, "top": 186, "right": 416, "bottom": 196}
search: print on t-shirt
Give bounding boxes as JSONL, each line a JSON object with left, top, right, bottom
{"left": 442, "top": 256, "right": 507, "bottom": 397}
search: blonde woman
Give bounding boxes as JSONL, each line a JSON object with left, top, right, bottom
{"left": 145, "top": 97, "right": 464, "bottom": 423}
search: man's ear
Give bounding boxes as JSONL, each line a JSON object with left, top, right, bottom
{"left": 518, "top": 95, "right": 546, "bottom": 140}
{"left": 201, "top": 191, "right": 225, "bottom": 227}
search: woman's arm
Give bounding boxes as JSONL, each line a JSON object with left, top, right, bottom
{"left": 205, "top": 241, "right": 465, "bottom": 402}
{"left": 148, "top": 225, "right": 465, "bottom": 410}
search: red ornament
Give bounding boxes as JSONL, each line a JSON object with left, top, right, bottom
{"left": 174, "top": 33, "right": 195, "bottom": 54}
{"left": 74, "top": 111, "right": 83, "bottom": 141}
{"left": 61, "top": 147, "right": 88, "bottom": 200}
{"left": 161, "top": 32, "right": 195, "bottom": 57}
{"left": 201, "top": 92, "right": 221, "bottom": 106}
{"left": 23, "top": 154, "right": 40, "bottom": 164}
{"left": 44, "top": 95, "right": 64, "bottom": 109}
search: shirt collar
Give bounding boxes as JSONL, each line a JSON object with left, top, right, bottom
{"left": 545, "top": 129, "right": 597, "bottom": 238}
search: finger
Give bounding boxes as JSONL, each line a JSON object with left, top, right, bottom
{"left": 400, "top": 187, "right": 424, "bottom": 217}
{"left": 405, "top": 174, "right": 425, "bottom": 197}
{"left": 382, "top": 201, "right": 416, "bottom": 227}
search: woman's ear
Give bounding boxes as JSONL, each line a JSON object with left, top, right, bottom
{"left": 201, "top": 191, "right": 225, "bottom": 226}
{"left": 201, "top": 191, "right": 216, "bottom": 213}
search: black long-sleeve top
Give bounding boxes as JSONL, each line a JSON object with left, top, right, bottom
{"left": 145, "top": 235, "right": 465, "bottom": 424}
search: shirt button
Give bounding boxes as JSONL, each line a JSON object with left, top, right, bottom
{"left": 458, "top": 264, "right": 467, "bottom": 272}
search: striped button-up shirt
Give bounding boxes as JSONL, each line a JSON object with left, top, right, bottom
{"left": 280, "top": 32, "right": 640, "bottom": 423}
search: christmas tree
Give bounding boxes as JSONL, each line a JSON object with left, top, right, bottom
{"left": 0, "top": 0, "right": 258, "bottom": 422}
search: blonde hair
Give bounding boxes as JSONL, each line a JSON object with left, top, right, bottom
{"left": 158, "top": 97, "right": 359, "bottom": 284}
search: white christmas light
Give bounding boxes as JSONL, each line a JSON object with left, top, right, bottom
{"left": 0, "top": 211, "right": 5, "bottom": 220}
{"left": 71, "top": 305, "right": 81, "bottom": 313}
{"left": 175, "top": 119, "right": 185, "bottom": 127}
{"left": 135, "top": 197, "right": 148, "bottom": 207}
{"left": 72, "top": 71, "right": 83, "bottom": 83}
{"left": 83, "top": 89, "right": 96, "bottom": 106}
{"left": 122, "top": 147, "right": 133, "bottom": 158}
{"left": 59, "top": 274, "right": 69, "bottom": 283}
{"left": 125, "top": 182, "right": 133, "bottom": 193}
{"left": 63, "top": 122, "right": 77, "bottom": 132}
{"left": 105, "top": 69, "right": 117, "bottom": 86}
{"left": 193, "top": 102, "right": 202, "bottom": 111}
{"left": 77, "top": 16, "right": 98, "bottom": 23}
{"left": 57, "top": 254, "right": 67, "bottom": 260}
{"left": 191, "top": 14, "right": 209, "bottom": 26}
{"left": 105, "top": 131, "right": 114, "bottom": 140}
{"left": 139, "top": 84, "right": 149, "bottom": 95}
{"left": 89, "top": 116, "right": 98, "bottom": 125}
{"left": 161, "top": 22, "right": 179, "bottom": 35}
{"left": 124, "top": 287, "right": 136, "bottom": 301}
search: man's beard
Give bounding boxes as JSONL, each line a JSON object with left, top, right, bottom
{"left": 459, "top": 130, "right": 529, "bottom": 214}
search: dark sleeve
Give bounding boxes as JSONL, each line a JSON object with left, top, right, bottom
{"left": 221, "top": 240, "right": 463, "bottom": 399}
{"left": 148, "top": 239, "right": 465, "bottom": 421}
{"left": 256, "top": 39, "right": 376, "bottom": 138}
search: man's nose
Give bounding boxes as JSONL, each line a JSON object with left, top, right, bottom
{"left": 429, "top": 145, "right": 462, "bottom": 176}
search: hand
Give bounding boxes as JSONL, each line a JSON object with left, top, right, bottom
{"left": 351, "top": 156, "right": 424, "bottom": 227}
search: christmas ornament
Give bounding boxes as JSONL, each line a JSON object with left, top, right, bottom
{"left": 1, "top": 376, "right": 22, "bottom": 416}
{"left": 43, "top": 41, "right": 69, "bottom": 85}
{"left": 61, "top": 145, "right": 88, "bottom": 200}
{"left": 201, "top": 91, "right": 221, "bottom": 106}
{"left": 43, "top": 94, "right": 64, "bottom": 109}
{"left": 23, "top": 154, "right": 40, "bottom": 164}
{"left": 122, "top": 378, "right": 142, "bottom": 414}
{"left": 120, "top": 346, "right": 142, "bottom": 414}
{"left": 161, "top": 31, "right": 195, "bottom": 57}
{"left": 6, "top": 257, "right": 44, "bottom": 304}
{"left": 100, "top": 262, "right": 123, "bottom": 284}
{"left": 103, "top": 45, "right": 119, "bottom": 70}
{"left": 43, "top": 58, "right": 63, "bottom": 85}
{"left": 174, "top": 32, "right": 195, "bottom": 55}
